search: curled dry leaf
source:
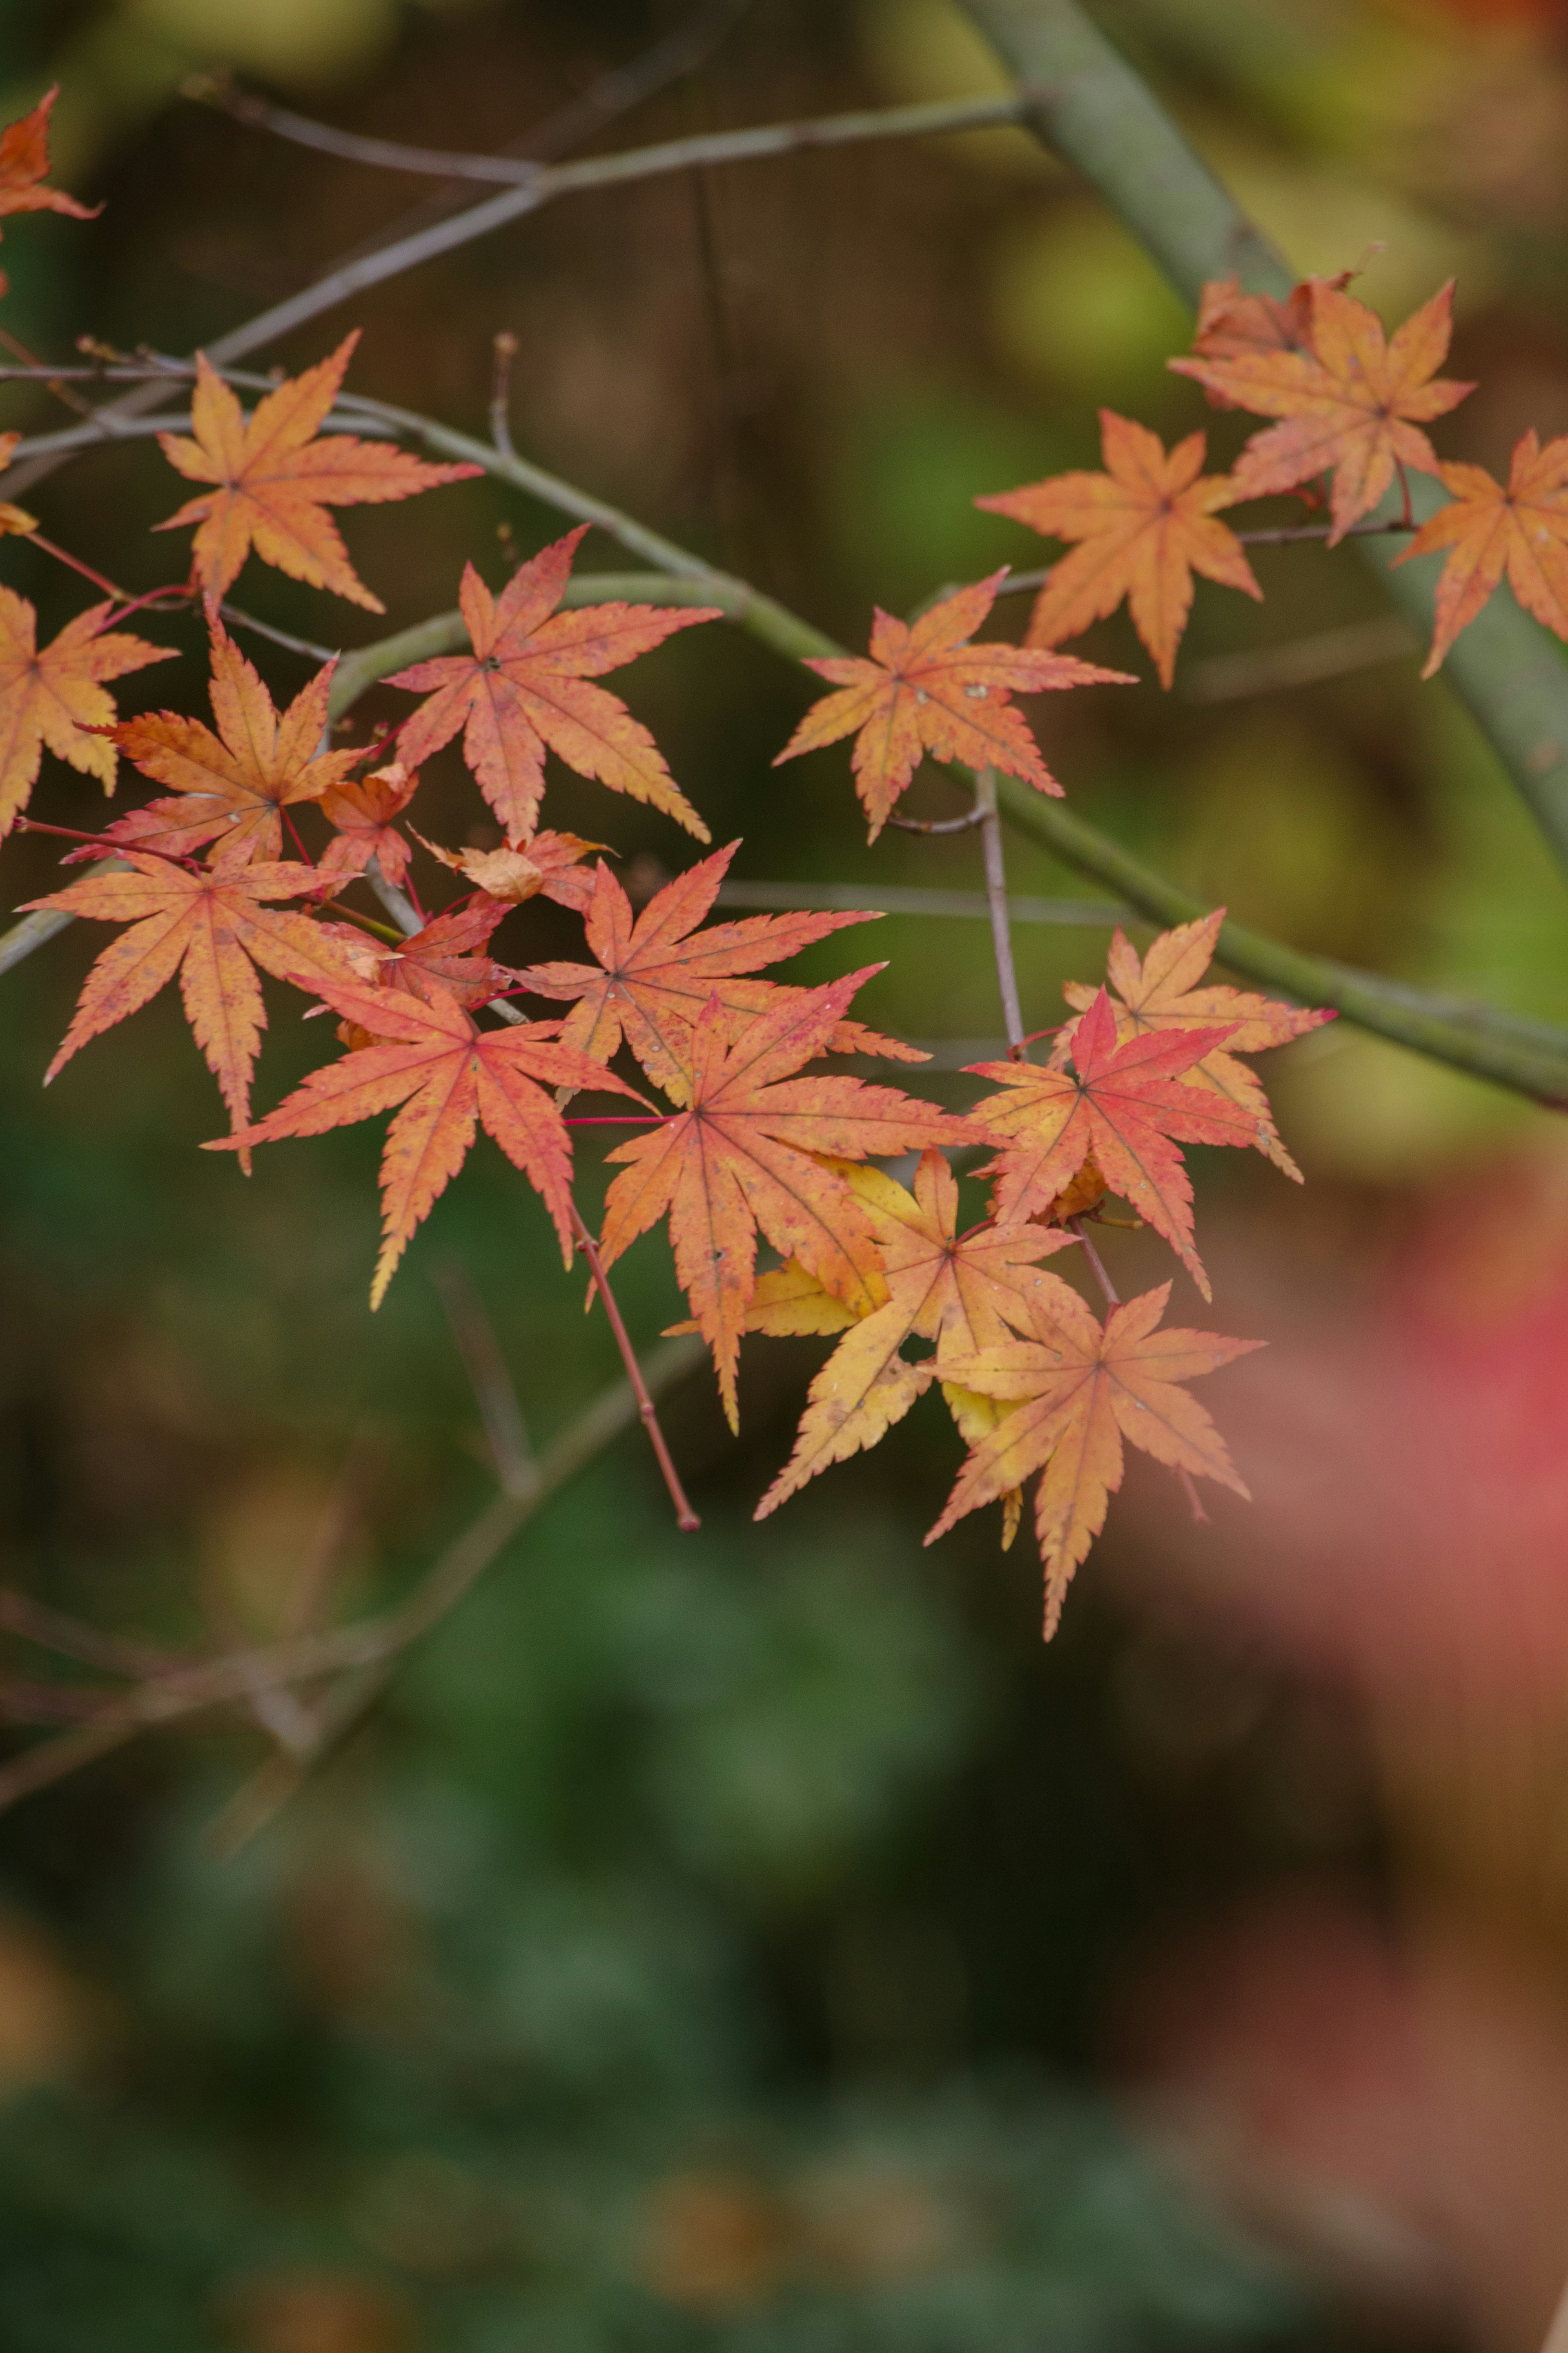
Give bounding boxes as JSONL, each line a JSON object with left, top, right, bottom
{"left": 929, "top": 1281, "right": 1261, "bottom": 1637}
{"left": 1393, "top": 430, "right": 1568, "bottom": 674}
{"left": 155, "top": 332, "right": 481, "bottom": 610}
{"left": 319, "top": 896, "right": 517, "bottom": 1013}
{"left": 1059, "top": 912, "right": 1330, "bottom": 1181}
{"left": 107, "top": 624, "right": 361, "bottom": 863}
{"left": 211, "top": 977, "right": 648, "bottom": 1306}
{"left": 1171, "top": 279, "right": 1472, "bottom": 543}
{"left": 597, "top": 974, "right": 988, "bottom": 1430}
{"left": 517, "top": 841, "right": 904, "bottom": 1101}
{"left": 0, "top": 87, "right": 100, "bottom": 232}
{"left": 977, "top": 413, "right": 1261, "bottom": 690}
{"left": 0, "top": 588, "right": 174, "bottom": 839}
{"left": 415, "top": 825, "right": 604, "bottom": 912}
{"left": 22, "top": 852, "right": 353, "bottom": 1154}
{"left": 969, "top": 990, "right": 1259, "bottom": 1299}
{"left": 391, "top": 526, "right": 719, "bottom": 844}
{"left": 750, "top": 1149, "right": 1078, "bottom": 1517}
{"left": 772, "top": 569, "right": 1128, "bottom": 838}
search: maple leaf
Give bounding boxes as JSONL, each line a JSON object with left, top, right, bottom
{"left": 1170, "top": 279, "right": 1472, "bottom": 543}
{"left": 212, "top": 977, "right": 646, "bottom": 1307}
{"left": 316, "top": 762, "right": 419, "bottom": 889}
{"left": 597, "top": 973, "right": 989, "bottom": 1430}
{"left": 0, "top": 88, "right": 100, "bottom": 233}
{"left": 1392, "top": 430, "right": 1568, "bottom": 674}
{"left": 753, "top": 1149, "right": 1078, "bottom": 1516}
{"left": 61, "top": 797, "right": 226, "bottom": 866}
{"left": 0, "top": 588, "right": 174, "bottom": 840}
{"left": 976, "top": 413, "right": 1261, "bottom": 691}
{"left": 107, "top": 624, "right": 362, "bottom": 863}
{"left": 415, "top": 826, "right": 603, "bottom": 912}
{"left": 517, "top": 841, "right": 904, "bottom": 1100}
{"left": 1060, "top": 912, "right": 1331, "bottom": 1180}
{"left": 968, "top": 990, "right": 1261, "bottom": 1299}
{"left": 22, "top": 851, "right": 355, "bottom": 1153}
{"left": 320, "top": 896, "right": 516, "bottom": 1013}
{"left": 771, "top": 570, "right": 1129, "bottom": 839}
{"left": 928, "top": 1281, "right": 1261, "bottom": 1637}
{"left": 1184, "top": 273, "right": 1351, "bottom": 399}
{"left": 155, "top": 332, "right": 481, "bottom": 611}
{"left": 390, "top": 526, "right": 719, "bottom": 844}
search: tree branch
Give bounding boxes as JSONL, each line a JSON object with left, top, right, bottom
{"left": 954, "top": 0, "right": 1568, "bottom": 876}
{"left": 0, "top": 1334, "right": 706, "bottom": 1817}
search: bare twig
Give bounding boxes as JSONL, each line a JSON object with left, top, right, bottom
{"left": 713, "top": 881, "right": 1128, "bottom": 925}
{"left": 0, "top": 1335, "right": 706, "bottom": 1816}
{"left": 488, "top": 330, "right": 519, "bottom": 462}
{"left": 1183, "top": 615, "right": 1416, "bottom": 703}
{"left": 571, "top": 1205, "right": 700, "bottom": 1534}
{"left": 974, "top": 769, "right": 1028, "bottom": 1055}
{"left": 1234, "top": 517, "right": 1414, "bottom": 547}
{"left": 0, "top": 1589, "right": 178, "bottom": 1680}
{"left": 433, "top": 1259, "right": 533, "bottom": 1497}
{"left": 886, "top": 806, "right": 988, "bottom": 835}
{"left": 2, "top": 91, "right": 1043, "bottom": 499}
{"left": 218, "top": 602, "right": 338, "bottom": 663}
{"left": 1070, "top": 1220, "right": 1119, "bottom": 1306}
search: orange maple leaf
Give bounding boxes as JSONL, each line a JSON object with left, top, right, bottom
{"left": 1170, "top": 279, "right": 1472, "bottom": 544}
{"left": 1185, "top": 273, "right": 1339, "bottom": 396}
{"left": 772, "top": 570, "right": 1128, "bottom": 839}
{"left": 968, "top": 990, "right": 1261, "bottom": 1298}
{"left": 751, "top": 1149, "right": 1078, "bottom": 1516}
{"left": 107, "top": 624, "right": 363, "bottom": 863}
{"left": 1391, "top": 430, "right": 1568, "bottom": 674}
{"left": 22, "top": 851, "right": 354, "bottom": 1150}
{"left": 517, "top": 841, "right": 907, "bottom": 1100}
{"left": 976, "top": 413, "right": 1262, "bottom": 690}
{"left": 213, "top": 978, "right": 647, "bottom": 1306}
{"left": 597, "top": 974, "right": 989, "bottom": 1430}
{"left": 390, "top": 528, "right": 720, "bottom": 845}
{"left": 1060, "top": 912, "right": 1330, "bottom": 1180}
{"left": 0, "top": 88, "right": 99, "bottom": 233}
{"left": 928, "top": 1282, "right": 1261, "bottom": 1637}
{"left": 155, "top": 333, "right": 481, "bottom": 611}
{"left": 0, "top": 588, "right": 174, "bottom": 839}
{"left": 316, "top": 762, "right": 420, "bottom": 889}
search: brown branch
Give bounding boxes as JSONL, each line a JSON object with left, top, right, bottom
{"left": 0, "top": 1588, "right": 180, "bottom": 1680}
{"left": 1233, "top": 516, "right": 1414, "bottom": 547}
{"left": 973, "top": 769, "right": 1028, "bottom": 1055}
{"left": 0, "top": 1335, "right": 706, "bottom": 1817}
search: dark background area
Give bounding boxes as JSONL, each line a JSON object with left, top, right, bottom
{"left": 3, "top": 2, "right": 1568, "bottom": 2347}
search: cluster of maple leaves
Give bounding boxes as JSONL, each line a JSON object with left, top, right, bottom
{"left": 35, "top": 82, "right": 1541, "bottom": 1636}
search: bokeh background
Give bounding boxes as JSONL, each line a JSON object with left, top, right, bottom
{"left": 4, "top": 1, "right": 1568, "bottom": 2346}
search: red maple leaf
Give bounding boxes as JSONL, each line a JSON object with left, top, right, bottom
{"left": 0, "top": 589, "right": 174, "bottom": 839}
{"left": 968, "top": 990, "right": 1260, "bottom": 1298}
{"left": 390, "top": 526, "right": 720, "bottom": 844}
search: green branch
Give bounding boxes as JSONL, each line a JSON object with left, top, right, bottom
{"left": 320, "top": 548, "right": 1568, "bottom": 1107}
{"left": 959, "top": 0, "right": 1568, "bottom": 875}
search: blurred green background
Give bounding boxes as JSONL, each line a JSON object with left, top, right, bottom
{"left": 6, "top": 2, "right": 1568, "bottom": 2348}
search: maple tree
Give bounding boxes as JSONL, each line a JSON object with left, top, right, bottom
{"left": 4, "top": 36, "right": 1566, "bottom": 1791}
{"left": 773, "top": 568, "right": 1129, "bottom": 833}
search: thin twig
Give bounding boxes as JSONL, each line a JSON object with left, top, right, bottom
{"left": 570, "top": 1205, "right": 700, "bottom": 1533}
{"left": 0, "top": 1335, "right": 706, "bottom": 1816}
{"left": 713, "top": 881, "right": 1128, "bottom": 925}
{"left": 0, "top": 1589, "right": 179, "bottom": 1680}
{"left": 2, "top": 91, "right": 1044, "bottom": 499}
{"left": 433, "top": 1258, "right": 534, "bottom": 1497}
{"left": 488, "top": 330, "right": 519, "bottom": 462}
{"left": 1233, "top": 516, "right": 1414, "bottom": 547}
{"left": 1183, "top": 614, "right": 1416, "bottom": 703}
{"left": 974, "top": 769, "right": 1027, "bottom": 1055}
{"left": 886, "top": 806, "right": 987, "bottom": 835}
{"left": 1070, "top": 1221, "right": 1120, "bottom": 1307}
{"left": 218, "top": 602, "right": 338, "bottom": 662}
